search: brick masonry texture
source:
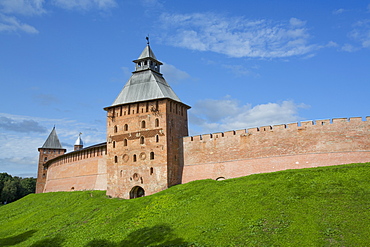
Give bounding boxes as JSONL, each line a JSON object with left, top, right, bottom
{"left": 182, "top": 117, "right": 370, "bottom": 182}
{"left": 38, "top": 116, "right": 370, "bottom": 198}
{"left": 40, "top": 145, "right": 107, "bottom": 193}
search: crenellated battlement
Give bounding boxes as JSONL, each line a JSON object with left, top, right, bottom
{"left": 182, "top": 116, "right": 370, "bottom": 184}
{"left": 183, "top": 116, "right": 370, "bottom": 142}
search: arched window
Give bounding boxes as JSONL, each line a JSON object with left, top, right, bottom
{"left": 140, "top": 136, "right": 145, "bottom": 144}
{"left": 155, "top": 135, "right": 159, "bottom": 143}
{"left": 113, "top": 141, "right": 116, "bottom": 148}
{"left": 114, "top": 125, "right": 118, "bottom": 133}
{"left": 124, "top": 139, "right": 128, "bottom": 146}
{"left": 155, "top": 118, "right": 159, "bottom": 127}
{"left": 114, "top": 156, "right": 118, "bottom": 163}
{"left": 133, "top": 154, "right": 137, "bottom": 162}
{"left": 150, "top": 167, "right": 154, "bottom": 175}
{"left": 150, "top": 152, "right": 154, "bottom": 160}
{"left": 124, "top": 124, "right": 128, "bottom": 131}
{"left": 141, "top": 120, "right": 146, "bottom": 128}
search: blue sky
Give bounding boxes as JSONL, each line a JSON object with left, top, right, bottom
{"left": 1, "top": 0, "right": 369, "bottom": 177}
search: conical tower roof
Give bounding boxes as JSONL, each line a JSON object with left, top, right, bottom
{"left": 41, "top": 127, "right": 64, "bottom": 149}
{"left": 137, "top": 45, "right": 158, "bottom": 60}
{"left": 108, "top": 44, "right": 185, "bottom": 107}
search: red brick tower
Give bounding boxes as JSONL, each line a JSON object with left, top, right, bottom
{"left": 36, "top": 127, "right": 66, "bottom": 193}
{"left": 104, "top": 43, "right": 190, "bottom": 199}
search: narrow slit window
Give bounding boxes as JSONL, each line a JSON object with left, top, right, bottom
{"left": 155, "top": 118, "right": 159, "bottom": 127}
{"left": 150, "top": 152, "right": 154, "bottom": 160}
{"left": 133, "top": 154, "right": 137, "bottom": 162}
{"left": 140, "top": 136, "right": 145, "bottom": 144}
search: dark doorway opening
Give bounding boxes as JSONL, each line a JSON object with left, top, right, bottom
{"left": 130, "top": 186, "right": 145, "bottom": 199}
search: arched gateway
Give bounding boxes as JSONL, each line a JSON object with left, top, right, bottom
{"left": 130, "top": 186, "right": 145, "bottom": 199}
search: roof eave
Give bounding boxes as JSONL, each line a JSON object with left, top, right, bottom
{"left": 104, "top": 97, "right": 191, "bottom": 111}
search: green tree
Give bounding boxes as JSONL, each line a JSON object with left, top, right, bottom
{"left": 0, "top": 173, "right": 36, "bottom": 204}
{"left": 0, "top": 173, "right": 12, "bottom": 194}
{"left": 20, "top": 178, "right": 36, "bottom": 197}
{"left": 1, "top": 179, "right": 18, "bottom": 203}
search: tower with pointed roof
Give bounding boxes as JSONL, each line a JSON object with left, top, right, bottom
{"left": 74, "top": 133, "right": 83, "bottom": 151}
{"left": 104, "top": 43, "right": 190, "bottom": 199}
{"left": 36, "top": 127, "right": 66, "bottom": 193}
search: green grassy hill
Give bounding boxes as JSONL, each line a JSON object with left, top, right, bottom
{"left": 0, "top": 163, "right": 369, "bottom": 247}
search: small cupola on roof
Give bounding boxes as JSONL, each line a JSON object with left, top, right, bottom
{"left": 133, "top": 44, "right": 163, "bottom": 73}
{"left": 74, "top": 133, "right": 83, "bottom": 151}
{"left": 107, "top": 39, "right": 186, "bottom": 108}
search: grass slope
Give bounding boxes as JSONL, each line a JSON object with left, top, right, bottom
{"left": 0, "top": 163, "right": 369, "bottom": 246}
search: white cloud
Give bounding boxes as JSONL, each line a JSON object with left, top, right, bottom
{"left": 0, "top": 14, "right": 38, "bottom": 33}
{"left": 341, "top": 43, "right": 358, "bottom": 52}
{"left": 0, "top": 0, "right": 117, "bottom": 34}
{"left": 289, "top": 17, "right": 306, "bottom": 27}
{"left": 0, "top": 116, "right": 47, "bottom": 133}
{"left": 326, "top": 41, "right": 339, "bottom": 47}
{"left": 332, "top": 8, "right": 346, "bottom": 15}
{"left": 0, "top": 0, "right": 46, "bottom": 16}
{"left": 161, "top": 63, "right": 190, "bottom": 84}
{"left": 52, "top": 0, "right": 117, "bottom": 11}
{"left": 189, "top": 97, "right": 307, "bottom": 135}
{"left": 159, "top": 13, "right": 317, "bottom": 58}
{"left": 349, "top": 19, "right": 370, "bottom": 48}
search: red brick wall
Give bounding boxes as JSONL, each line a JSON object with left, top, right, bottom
{"left": 36, "top": 148, "right": 66, "bottom": 193}
{"left": 43, "top": 147, "right": 107, "bottom": 193}
{"left": 105, "top": 99, "right": 189, "bottom": 199}
{"left": 182, "top": 117, "right": 370, "bottom": 183}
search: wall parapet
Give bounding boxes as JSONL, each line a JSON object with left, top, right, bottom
{"left": 182, "top": 116, "right": 370, "bottom": 179}
{"left": 44, "top": 142, "right": 107, "bottom": 169}
{"left": 183, "top": 116, "right": 369, "bottom": 142}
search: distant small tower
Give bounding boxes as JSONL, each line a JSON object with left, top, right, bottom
{"left": 74, "top": 133, "right": 84, "bottom": 151}
{"left": 36, "top": 127, "right": 66, "bottom": 193}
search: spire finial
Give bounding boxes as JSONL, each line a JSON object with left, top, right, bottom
{"left": 146, "top": 35, "right": 150, "bottom": 45}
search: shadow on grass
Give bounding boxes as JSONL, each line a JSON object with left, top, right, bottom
{"left": 30, "top": 236, "right": 64, "bottom": 247}
{"left": 0, "top": 230, "right": 37, "bottom": 246}
{"left": 86, "top": 224, "right": 198, "bottom": 247}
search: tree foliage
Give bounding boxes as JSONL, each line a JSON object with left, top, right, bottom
{"left": 0, "top": 173, "right": 36, "bottom": 204}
